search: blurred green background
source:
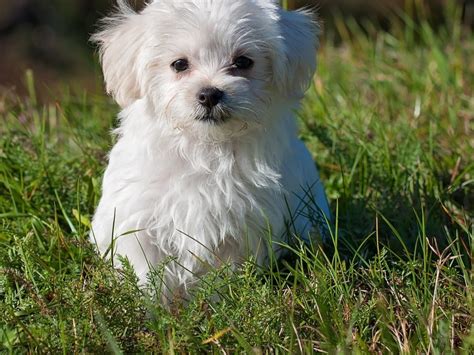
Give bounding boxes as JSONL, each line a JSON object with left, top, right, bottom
{"left": 0, "top": 0, "right": 472, "bottom": 101}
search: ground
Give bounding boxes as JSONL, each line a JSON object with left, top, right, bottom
{"left": 0, "top": 5, "right": 473, "bottom": 353}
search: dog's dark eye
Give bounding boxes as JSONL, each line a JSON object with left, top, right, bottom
{"left": 171, "top": 59, "right": 189, "bottom": 72}
{"left": 232, "top": 56, "right": 254, "bottom": 70}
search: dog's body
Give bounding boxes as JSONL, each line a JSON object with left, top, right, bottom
{"left": 91, "top": 0, "right": 330, "bottom": 297}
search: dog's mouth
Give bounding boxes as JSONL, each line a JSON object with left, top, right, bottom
{"left": 195, "top": 106, "right": 232, "bottom": 125}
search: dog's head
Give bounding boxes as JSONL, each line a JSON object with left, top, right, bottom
{"left": 93, "top": 0, "right": 319, "bottom": 136}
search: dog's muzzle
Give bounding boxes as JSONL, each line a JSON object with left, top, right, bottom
{"left": 195, "top": 87, "right": 230, "bottom": 124}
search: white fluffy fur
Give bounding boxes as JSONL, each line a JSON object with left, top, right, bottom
{"left": 91, "top": 0, "right": 330, "bottom": 299}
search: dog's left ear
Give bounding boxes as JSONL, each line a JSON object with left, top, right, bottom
{"left": 272, "top": 9, "right": 320, "bottom": 99}
{"left": 92, "top": 6, "right": 149, "bottom": 108}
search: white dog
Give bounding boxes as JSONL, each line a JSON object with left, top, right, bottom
{"left": 91, "top": 0, "right": 330, "bottom": 299}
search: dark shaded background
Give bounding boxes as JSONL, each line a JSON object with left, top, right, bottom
{"left": 0, "top": 0, "right": 472, "bottom": 101}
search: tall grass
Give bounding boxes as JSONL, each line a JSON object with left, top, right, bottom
{"left": 1, "top": 3, "right": 473, "bottom": 353}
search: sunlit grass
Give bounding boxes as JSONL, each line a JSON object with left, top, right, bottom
{"left": 1, "top": 3, "right": 473, "bottom": 353}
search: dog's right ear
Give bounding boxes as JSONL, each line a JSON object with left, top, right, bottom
{"left": 91, "top": 3, "right": 148, "bottom": 108}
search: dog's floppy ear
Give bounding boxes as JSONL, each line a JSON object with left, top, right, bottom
{"left": 273, "top": 8, "right": 320, "bottom": 99}
{"left": 91, "top": 3, "right": 148, "bottom": 108}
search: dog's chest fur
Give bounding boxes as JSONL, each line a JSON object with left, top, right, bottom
{"left": 97, "top": 101, "right": 292, "bottom": 272}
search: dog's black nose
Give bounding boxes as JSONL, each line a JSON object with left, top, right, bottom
{"left": 197, "top": 87, "right": 224, "bottom": 109}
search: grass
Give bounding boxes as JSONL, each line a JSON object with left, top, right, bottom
{"left": 1, "top": 4, "right": 473, "bottom": 353}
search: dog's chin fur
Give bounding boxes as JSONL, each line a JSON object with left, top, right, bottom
{"left": 90, "top": 0, "right": 331, "bottom": 302}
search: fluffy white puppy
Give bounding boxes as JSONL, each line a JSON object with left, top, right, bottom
{"left": 91, "top": 0, "right": 330, "bottom": 298}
